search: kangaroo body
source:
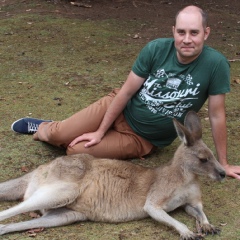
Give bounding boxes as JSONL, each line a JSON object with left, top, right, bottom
{"left": 0, "top": 112, "right": 226, "bottom": 239}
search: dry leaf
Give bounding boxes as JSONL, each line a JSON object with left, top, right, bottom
{"left": 133, "top": 34, "right": 140, "bottom": 39}
{"left": 70, "top": 2, "right": 92, "bottom": 8}
{"left": 28, "top": 232, "right": 37, "bottom": 237}
{"left": 220, "top": 222, "right": 228, "bottom": 226}
{"left": 29, "top": 212, "right": 40, "bottom": 218}
{"left": 234, "top": 79, "right": 240, "bottom": 84}
{"left": 27, "top": 228, "right": 44, "bottom": 236}
{"left": 21, "top": 166, "right": 29, "bottom": 173}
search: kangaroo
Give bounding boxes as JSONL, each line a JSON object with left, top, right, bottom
{"left": 0, "top": 111, "right": 226, "bottom": 239}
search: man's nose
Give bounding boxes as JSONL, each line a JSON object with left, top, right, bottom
{"left": 183, "top": 33, "right": 192, "bottom": 44}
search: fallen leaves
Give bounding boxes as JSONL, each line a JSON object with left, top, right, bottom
{"left": 25, "top": 212, "right": 44, "bottom": 237}
{"left": 18, "top": 82, "right": 33, "bottom": 89}
{"left": 21, "top": 166, "right": 29, "bottom": 173}
{"left": 233, "top": 79, "right": 240, "bottom": 84}
{"left": 228, "top": 59, "right": 240, "bottom": 62}
{"left": 132, "top": 33, "right": 140, "bottom": 39}
{"left": 29, "top": 212, "right": 41, "bottom": 219}
{"left": 70, "top": 2, "right": 92, "bottom": 8}
{"left": 27, "top": 227, "right": 44, "bottom": 237}
{"left": 220, "top": 222, "right": 228, "bottom": 226}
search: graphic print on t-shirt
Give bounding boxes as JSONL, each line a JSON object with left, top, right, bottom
{"left": 139, "top": 69, "right": 200, "bottom": 118}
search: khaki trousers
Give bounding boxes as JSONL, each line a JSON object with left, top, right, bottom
{"left": 33, "top": 89, "right": 155, "bottom": 159}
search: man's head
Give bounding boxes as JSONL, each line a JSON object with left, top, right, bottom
{"left": 172, "top": 5, "right": 210, "bottom": 64}
{"left": 174, "top": 6, "right": 208, "bottom": 28}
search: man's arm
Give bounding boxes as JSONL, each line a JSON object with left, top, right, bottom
{"left": 69, "top": 71, "right": 145, "bottom": 148}
{"left": 208, "top": 94, "right": 240, "bottom": 180}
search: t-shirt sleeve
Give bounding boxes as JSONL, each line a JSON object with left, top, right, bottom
{"left": 131, "top": 38, "right": 174, "bottom": 79}
{"left": 131, "top": 42, "right": 154, "bottom": 78}
{"left": 208, "top": 57, "right": 230, "bottom": 95}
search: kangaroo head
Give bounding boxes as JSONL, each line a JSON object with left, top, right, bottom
{"left": 173, "top": 111, "right": 226, "bottom": 181}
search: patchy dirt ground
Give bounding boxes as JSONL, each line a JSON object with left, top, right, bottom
{"left": 0, "top": 0, "right": 239, "bottom": 48}
{"left": 0, "top": 0, "right": 240, "bottom": 240}
{"left": 1, "top": 0, "right": 240, "bottom": 62}
{"left": 1, "top": 0, "right": 239, "bottom": 60}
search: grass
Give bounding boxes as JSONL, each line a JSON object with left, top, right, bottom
{"left": 0, "top": 1, "right": 240, "bottom": 239}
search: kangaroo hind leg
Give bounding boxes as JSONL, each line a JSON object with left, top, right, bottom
{"left": 0, "top": 172, "right": 32, "bottom": 201}
{"left": 0, "top": 207, "right": 87, "bottom": 235}
{"left": 0, "top": 182, "right": 79, "bottom": 222}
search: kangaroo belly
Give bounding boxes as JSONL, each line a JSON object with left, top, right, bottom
{"left": 70, "top": 196, "right": 148, "bottom": 222}
{"left": 67, "top": 168, "right": 151, "bottom": 222}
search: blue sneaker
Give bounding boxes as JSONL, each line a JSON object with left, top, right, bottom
{"left": 11, "top": 118, "right": 52, "bottom": 134}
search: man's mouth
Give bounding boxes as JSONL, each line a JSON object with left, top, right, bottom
{"left": 181, "top": 46, "right": 194, "bottom": 49}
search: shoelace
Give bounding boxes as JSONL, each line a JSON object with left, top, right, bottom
{"left": 27, "top": 122, "right": 39, "bottom": 133}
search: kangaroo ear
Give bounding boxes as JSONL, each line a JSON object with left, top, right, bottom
{"left": 173, "top": 118, "right": 195, "bottom": 146}
{"left": 184, "top": 111, "right": 202, "bottom": 140}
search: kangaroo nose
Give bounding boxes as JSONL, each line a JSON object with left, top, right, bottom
{"left": 219, "top": 171, "right": 226, "bottom": 179}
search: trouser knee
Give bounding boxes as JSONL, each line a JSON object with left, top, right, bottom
{"left": 36, "top": 121, "right": 70, "bottom": 148}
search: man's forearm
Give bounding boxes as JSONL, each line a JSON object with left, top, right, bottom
{"left": 211, "top": 117, "right": 228, "bottom": 166}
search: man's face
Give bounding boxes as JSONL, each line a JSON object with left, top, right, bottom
{"left": 173, "top": 11, "right": 210, "bottom": 64}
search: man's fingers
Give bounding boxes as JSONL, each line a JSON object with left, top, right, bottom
{"left": 69, "top": 136, "right": 85, "bottom": 147}
{"left": 232, "top": 173, "right": 240, "bottom": 180}
{"left": 84, "top": 140, "right": 97, "bottom": 148}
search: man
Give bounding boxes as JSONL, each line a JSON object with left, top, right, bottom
{"left": 11, "top": 6, "right": 240, "bottom": 180}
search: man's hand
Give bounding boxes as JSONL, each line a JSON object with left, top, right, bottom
{"left": 223, "top": 164, "right": 240, "bottom": 180}
{"left": 68, "top": 131, "right": 104, "bottom": 148}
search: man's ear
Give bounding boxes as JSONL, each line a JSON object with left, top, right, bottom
{"left": 172, "top": 26, "right": 175, "bottom": 36}
{"left": 204, "top": 27, "right": 210, "bottom": 40}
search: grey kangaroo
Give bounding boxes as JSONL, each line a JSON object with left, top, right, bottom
{"left": 0, "top": 111, "right": 226, "bottom": 239}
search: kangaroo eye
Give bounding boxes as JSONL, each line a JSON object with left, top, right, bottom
{"left": 199, "top": 158, "right": 208, "bottom": 163}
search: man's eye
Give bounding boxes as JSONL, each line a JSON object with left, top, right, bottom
{"left": 177, "top": 30, "right": 185, "bottom": 35}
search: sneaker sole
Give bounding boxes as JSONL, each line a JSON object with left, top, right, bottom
{"left": 11, "top": 118, "right": 25, "bottom": 133}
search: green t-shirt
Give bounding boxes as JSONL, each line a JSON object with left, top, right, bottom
{"left": 123, "top": 38, "right": 230, "bottom": 147}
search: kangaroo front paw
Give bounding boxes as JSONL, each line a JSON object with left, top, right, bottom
{"left": 180, "top": 232, "right": 204, "bottom": 240}
{"left": 202, "top": 224, "right": 220, "bottom": 235}
{"left": 196, "top": 222, "right": 221, "bottom": 236}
